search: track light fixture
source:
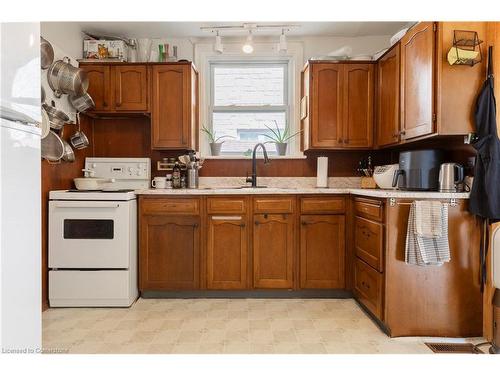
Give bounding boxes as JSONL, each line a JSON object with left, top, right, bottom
{"left": 278, "top": 28, "right": 287, "bottom": 53}
{"left": 214, "top": 31, "right": 223, "bottom": 54}
{"left": 242, "top": 30, "right": 254, "bottom": 54}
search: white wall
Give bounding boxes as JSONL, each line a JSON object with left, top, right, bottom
{"left": 41, "top": 22, "right": 85, "bottom": 59}
{"left": 299, "top": 35, "right": 391, "bottom": 60}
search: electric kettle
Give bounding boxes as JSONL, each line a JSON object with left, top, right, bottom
{"left": 438, "top": 163, "right": 464, "bottom": 192}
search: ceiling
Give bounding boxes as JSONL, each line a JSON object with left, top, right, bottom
{"left": 66, "top": 21, "right": 412, "bottom": 39}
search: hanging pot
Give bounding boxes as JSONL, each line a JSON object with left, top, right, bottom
{"left": 40, "top": 37, "right": 54, "bottom": 70}
{"left": 47, "top": 57, "right": 89, "bottom": 98}
{"left": 42, "top": 103, "right": 70, "bottom": 130}
{"left": 61, "top": 138, "right": 75, "bottom": 162}
{"left": 69, "top": 113, "right": 89, "bottom": 150}
{"left": 41, "top": 130, "right": 65, "bottom": 163}
{"left": 68, "top": 92, "right": 95, "bottom": 112}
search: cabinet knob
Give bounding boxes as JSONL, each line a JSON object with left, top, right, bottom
{"left": 240, "top": 223, "right": 246, "bottom": 228}
{"left": 344, "top": 139, "right": 349, "bottom": 144}
{"left": 338, "top": 138, "right": 344, "bottom": 144}
{"left": 254, "top": 220, "right": 260, "bottom": 226}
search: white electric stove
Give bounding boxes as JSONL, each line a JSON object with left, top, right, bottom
{"left": 48, "top": 158, "right": 150, "bottom": 307}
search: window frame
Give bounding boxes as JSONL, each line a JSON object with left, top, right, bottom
{"left": 195, "top": 41, "right": 304, "bottom": 159}
{"left": 208, "top": 60, "right": 291, "bottom": 156}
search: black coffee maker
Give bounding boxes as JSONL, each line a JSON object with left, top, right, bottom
{"left": 392, "top": 149, "right": 444, "bottom": 191}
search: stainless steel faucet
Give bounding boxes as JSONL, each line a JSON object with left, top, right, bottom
{"left": 246, "top": 143, "right": 270, "bottom": 187}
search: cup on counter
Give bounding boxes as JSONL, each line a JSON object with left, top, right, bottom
{"left": 152, "top": 177, "right": 167, "bottom": 189}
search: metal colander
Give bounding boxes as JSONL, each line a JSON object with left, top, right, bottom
{"left": 41, "top": 130, "right": 65, "bottom": 162}
{"left": 47, "top": 57, "right": 89, "bottom": 98}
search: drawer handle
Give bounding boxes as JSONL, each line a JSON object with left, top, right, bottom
{"left": 301, "top": 220, "right": 310, "bottom": 225}
{"left": 361, "top": 281, "right": 370, "bottom": 290}
{"left": 240, "top": 223, "right": 246, "bottom": 228}
{"left": 255, "top": 220, "right": 260, "bottom": 226}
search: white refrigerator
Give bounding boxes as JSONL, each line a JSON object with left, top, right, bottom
{"left": 0, "top": 22, "right": 42, "bottom": 353}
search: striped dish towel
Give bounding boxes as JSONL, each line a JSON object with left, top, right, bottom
{"left": 405, "top": 201, "right": 450, "bottom": 266}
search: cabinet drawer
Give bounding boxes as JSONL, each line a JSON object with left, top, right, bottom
{"left": 300, "top": 196, "right": 345, "bottom": 214}
{"left": 354, "top": 216, "right": 384, "bottom": 271}
{"left": 141, "top": 198, "right": 200, "bottom": 215}
{"left": 354, "top": 257, "right": 384, "bottom": 320}
{"left": 354, "top": 198, "right": 384, "bottom": 222}
{"left": 207, "top": 197, "right": 246, "bottom": 214}
{"left": 253, "top": 197, "right": 294, "bottom": 214}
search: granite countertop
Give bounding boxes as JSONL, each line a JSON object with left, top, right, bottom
{"left": 135, "top": 187, "right": 470, "bottom": 199}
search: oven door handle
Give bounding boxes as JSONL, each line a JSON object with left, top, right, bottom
{"left": 53, "top": 202, "right": 121, "bottom": 209}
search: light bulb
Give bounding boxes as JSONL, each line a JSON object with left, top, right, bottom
{"left": 242, "top": 31, "right": 254, "bottom": 54}
{"left": 214, "top": 31, "right": 223, "bottom": 54}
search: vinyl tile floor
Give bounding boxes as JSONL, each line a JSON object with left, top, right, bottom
{"left": 42, "top": 298, "right": 484, "bottom": 354}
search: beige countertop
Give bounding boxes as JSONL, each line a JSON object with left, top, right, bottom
{"left": 135, "top": 187, "right": 470, "bottom": 199}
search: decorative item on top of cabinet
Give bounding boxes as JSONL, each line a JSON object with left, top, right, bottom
{"left": 376, "top": 44, "right": 400, "bottom": 147}
{"left": 301, "top": 62, "right": 374, "bottom": 150}
{"left": 79, "top": 63, "right": 148, "bottom": 112}
{"left": 151, "top": 62, "right": 199, "bottom": 150}
{"left": 253, "top": 197, "right": 295, "bottom": 289}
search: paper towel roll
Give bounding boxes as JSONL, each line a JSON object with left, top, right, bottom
{"left": 317, "top": 157, "right": 328, "bottom": 188}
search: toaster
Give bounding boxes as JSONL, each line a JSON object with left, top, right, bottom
{"left": 373, "top": 164, "right": 399, "bottom": 189}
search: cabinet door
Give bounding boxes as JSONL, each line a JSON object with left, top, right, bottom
{"left": 310, "top": 63, "right": 343, "bottom": 148}
{"left": 253, "top": 214, "right": 294, "bottom": 289}
{"left": 377, "top": 45, "right": 400, "bottom": 147}
{"left": 114, "top": 65, "right": 148, "bottom": 111}
{"left": 207, "top": 215, "right": 248, "bottom": 290}
{"left": 151, "top": 64, "right": 191, "bottom": 149}
{"left": 342, "top": 64, "right": 374, "bottom": 148}
{"left": 80, "top": 65, "right": 111, "bottom": 111}
{"left": 400, "top": 22, "right": 435, "bottom": 140}
{"left": 300, "top": 215, "right": 345, "bottom": 289}
{"left": 139, "top": 215, "right": 200, "bottom": 290}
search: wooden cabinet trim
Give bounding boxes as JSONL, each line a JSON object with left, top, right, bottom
{"left": 141, "top": 197, "right": 200, "bottom": 215}
{"left": 253, "top": 197, "right": 295, "bottom": 214}
{"left": 354, "top": 216, "right": 384, "bottom": 271}
{"left": 207, "top": 197, "right": 247, "bottom": 214}
{"left": 300, "top": 196, "right": 345, "bottom": 214}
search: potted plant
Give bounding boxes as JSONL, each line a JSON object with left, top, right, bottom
{"left": 262, "top": 121, "right": 302, "bottom": 156}
{"left": 201, "top": 125, "right": 234, "bottom": 156}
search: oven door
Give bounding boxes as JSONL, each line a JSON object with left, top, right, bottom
{"left": 49, "top": 200, "right": 135, "bottom": 269}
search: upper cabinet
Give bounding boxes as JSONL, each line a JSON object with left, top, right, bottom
{"left": 376, "top": 44, "right": 400, "bottom": 147}
{"left": 302, "top": 62, "right": 374, "bottom": 150}
{"left": 151, "top": 63, "right": 198, "bottom": 150}
{"left": 376, "top": 22, "right": 488, "bottom": 147}
{"left": 80, "top": 63, "right": 148, "bottom": 112}
{"left": 400, "top": 22, "right": 435, "bottom": 140}
{"left": 113, "top": 65, "right": 148, "bottom": 111}
{"left": 343, "top": 64, "right": 374, "bottom": 148}
{"left": 80, "top": 61, "right": 199, "bottom": 151}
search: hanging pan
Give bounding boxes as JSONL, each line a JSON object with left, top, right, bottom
{"left": 42, "top": 103, "right": 70, "bottom": 130}
{"left": 40, "top": 37, "right": 54, "bottom": 70}
{"left": 41, "top": 130, "right": 65, "bottom": 163}
{"left": 47, "top": 57, "right": 89, "bottom": 98}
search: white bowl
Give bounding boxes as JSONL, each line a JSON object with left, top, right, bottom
{"left": 73, "top": 177, "right": 110, "bottom": 190}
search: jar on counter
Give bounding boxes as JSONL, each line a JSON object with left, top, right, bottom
{"left": 165, "top": 174, "right": 173, "bottom": 189}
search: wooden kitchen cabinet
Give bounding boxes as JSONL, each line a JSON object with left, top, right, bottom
{"left": 151, "top": 62, "right": 198, "bottom": 149}
{"left": 342, "top": 64, "right": 374, "bottom": 148}
{"left": 80, "top": 65, "right": 111, "bottom": 111}
{"left": 376, "top": 44, "right": 400, "bottom": 147}
{"left": 400, "top": 22, "right": 436, "bottom": 140}
{"left": 139, "top": 198, "right": 201, "bottom": 290}
{"left": 253, "top": 200, "right": 295, "bottom": 289}
{"left": 80, "top": 63, "right": 148, "bottom": 112}
{"left": 301, "top": 62, "right": 374, "bottom": 150}
{"left": 206, "top": 197, "right": 248, "bottom": 290}
{"left": 299, "top": 214, "right": 345, "bottom": 289}
{"left": 114, "top": 65, "right": 148, "bottom": 111}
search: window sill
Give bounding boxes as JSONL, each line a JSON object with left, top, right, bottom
{"left": 201, "top": 154, "right": 307, "bottom": 160}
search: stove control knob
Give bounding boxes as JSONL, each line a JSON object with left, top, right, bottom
{"left": 136, "top": 171, "right": 142, "bottom": 176}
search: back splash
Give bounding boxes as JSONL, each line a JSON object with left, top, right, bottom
{"left": 198, "top": 177, "right": 362, "bottom": 189}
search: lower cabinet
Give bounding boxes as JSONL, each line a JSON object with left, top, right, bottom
{"left": 253, "top": 213, "right": 294, "bottom": 289}
{"left": 353, "top": 257, "right": 384, "bottom": 320}
{"left": 300, "top": 214, "right": 345, "bottom": 289}
{"left": 207, "top": 215, "right": 248, "bottom": 290}
{"left": 139, "top": 199, "right": 201, "bottom": 290}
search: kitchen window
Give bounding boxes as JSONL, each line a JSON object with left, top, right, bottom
{"left": 208, "top": 61, "right": 294, "bottom": 156}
